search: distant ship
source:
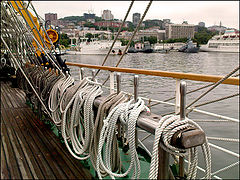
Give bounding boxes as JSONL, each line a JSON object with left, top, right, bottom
{"left": 178, "top": 38, "right": 199, "bottom": 53}
{"left": 127, "top": 41, "right": 154, "bottom": 53}
{"left": 200, "top": 29, "right": 239, "bottom": 53}
{"left": 66, "top": 40, "right": 126, "bottom": 55}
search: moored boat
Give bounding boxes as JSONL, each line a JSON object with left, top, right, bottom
{"left": 178, "top": 38, "right": 199, "bottom": 53}
{"left": 200, "top": 29, "right": 239, "bottom": 53}
{"left": 66, "top": 40, "right": 126, "bottom": 55}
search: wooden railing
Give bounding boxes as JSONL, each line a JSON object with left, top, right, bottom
{"left": 65, "top": 62, "right": 239, "bottom": 85}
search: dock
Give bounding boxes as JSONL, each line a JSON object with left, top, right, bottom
{"left": 1, "top": 81, "right": 92, "bottom": 179}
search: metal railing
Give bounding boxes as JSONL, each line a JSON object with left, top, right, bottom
{"left": 66, "top": 62, "right": 239, "bottom": 179}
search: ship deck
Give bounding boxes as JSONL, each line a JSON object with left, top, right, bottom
{"left": 0, "top": 80, "right": 92, "bottom": 179}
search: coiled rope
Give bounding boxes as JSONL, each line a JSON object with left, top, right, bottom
{"left": 96, "top": 98, "right": 149, "bottom": 179}
{"left": 61, "top": 77, "right": 103, "bottom": 160}
{"left": 48, "top": 74, "right": 74, "bottom": 125}
{"left": 90, "top": 91, "right": 129, "bottom": 177}
{"left": 149, "top": 115, "right": 211, "bottom": 179}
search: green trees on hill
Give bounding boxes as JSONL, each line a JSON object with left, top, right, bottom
{"left": 193, "top": 26, "right": 218, "bottom": 45}
{"left": 59, "top": 33, "right": 71, "bottom": 47}
{"left": 143, "top": 36, "right": 157, "bottom": 44}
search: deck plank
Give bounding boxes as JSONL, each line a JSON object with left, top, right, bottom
{"left": 1, "top": 118, "right": 22, "bottom": 179}
{"left": 2, "top": 108, "right": 46, "bottom": 179}
{"left": 0, "top": 81, "right": 92, "bottom": 179}
{"left": 24, "top": 109, "right": 93, "bottom": 179}
{"left": 1, "top": 142, "right": 10, "bottom": 179}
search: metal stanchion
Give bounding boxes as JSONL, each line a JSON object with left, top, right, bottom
{"left": 134, "top": 75, "right": 139, "bottom": 148}
{"left": 92, "top": 69, "right": 95, "bottom": 81}
{"left": 116, "top": 73, "right": 121, "bottom": 139}
{"left": 179, "top": 81, "right": 186, "bottom": 177}
{"left": 79, "top": 67, "right": 84, "bottom": 80}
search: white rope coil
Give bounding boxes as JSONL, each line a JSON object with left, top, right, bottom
{"left": 149, "top": 115, "right": 211, "bottom": 179}
{"left": 89, "top": 91, "right": 129, "bottom": 177}
{"left": 61, "top": 77, "right": 103, "bottom": 160}
{"left": 48, "top": 75, "right": 74, "bottom": 125}
{"left": 96, "top": 97, "right": 149, "bottom": 179}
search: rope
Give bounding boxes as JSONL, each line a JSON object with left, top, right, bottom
{"left": 48, "top": 75, "right": 74, "bottom": 125}
{"left": 149, "top": 115, "right": 211, "bottom": 179}
{"left": 61, "top": 77, "right": 103, "bottom": 160}
{"left": 207, "top": 136, "right": 239, "bottom": 143}
{"left": 186, "top": 66, "right": 239, "bottom": 109}
{"left": 188, "top": 93, "right": 239, "bottom": 110}
{"left": 96, "top": 98, "right": 149, "bottom": 179}
{"left": 89, "top": 91, "right": 129, "bottom": 177}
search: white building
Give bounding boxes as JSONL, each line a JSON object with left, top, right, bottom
{"left": 102, "top": 10, "right": 114, "bottom": 20}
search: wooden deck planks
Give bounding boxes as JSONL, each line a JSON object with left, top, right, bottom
{"left": 0, "top": 81, "right": 92, "bottom": 179}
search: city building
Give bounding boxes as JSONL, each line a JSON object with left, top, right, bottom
{"left": 102, "top": 10, "right": 114, "bottom": 20}
{"left": 165, "top": 23, "right": 195, "bottom": 39}
{"left": 94, "top": 21, "right": 128, "bottom": 28}
{"left": 198, "top": 22, "right": 205, "bottom": 27}
{"left": 163, "top": 19, "right": 171, "bottom": 24}
{"left": 133, "top": 13, "right": 141, "bottom": 26}
{"left": 162, "top": 19, "right": 171, "bottom": 29}
{"left": 83, "top": 13, "right": 95, "bottom": 20}
{"left": 118, "top": 29, "right": 166, "bottom": 41}
{"left": 143, "top": 19, "right": 163, "bottom": 29}
{"left": 207, "top": 25, "right": 227, "bottom": 32}
{"left": 45, "top": 13, "right": 57, "bottom": 21}
{"left": 138, "top": 29, "right": 166, "bottom": 41}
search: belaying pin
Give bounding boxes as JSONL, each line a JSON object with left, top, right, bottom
{"left": 79, "top": 68, "right": 84, "bottom": 80}
{"left": 134, "top": 75, "right": 139, "bottom": 102}
{"left": 116, "top": 72, "right": 122, "bottom": 139}
{"left": 116, "top": 73, "right": 121, "bottom": 94}
{"left": 134, "top": 75, "right": 139, "bottom": 148}
{"left": 92, "top": 69, "right": 95, "bottom": 81}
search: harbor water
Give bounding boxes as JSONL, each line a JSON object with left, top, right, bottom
{"left": 63, "top": 51, "right": 239, "bottom": 179}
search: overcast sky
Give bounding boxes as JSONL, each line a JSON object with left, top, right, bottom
{"left": 32, "top": 1, "right": 239, "bottom": 29}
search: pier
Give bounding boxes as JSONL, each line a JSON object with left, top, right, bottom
{"left": 1, "top": 81, "right": 92, "bottom": 179}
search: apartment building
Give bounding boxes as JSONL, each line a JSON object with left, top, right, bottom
{"left": 102, "top": 10, "right": 114, "bottom": 20}
{"left": 165, "top": 23, "right": 195, "bottom": 39}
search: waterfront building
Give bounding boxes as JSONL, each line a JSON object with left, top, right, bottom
{"left": 165, "top": 23, "right": 195, "bottom": 39}
{"left": 102, "top": 10, "right": 114, "bottom": 20}
{"left": 94, "top": 21, "right": 128, "bottom": 28}
{"left": 118, "top": 29, "right": 166, "bottom": 41}
{"left": 198, "top": 22, "right": 205, "bottom": 27}
{"left": 138, "top": 29, "right": 166, "bottom": 41}
{"left": 133, "top": 13, "right": 141, "bottom": 26}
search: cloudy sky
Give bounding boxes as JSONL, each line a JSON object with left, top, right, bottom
{"left": 32, "top": 1, "right": 239, "bottom": 29}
